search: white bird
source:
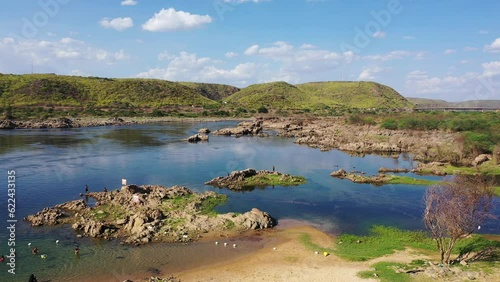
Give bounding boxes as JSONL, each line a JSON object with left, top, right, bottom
{"left": 478, "top": 225, "right": 481, "bottom": 230}
{"left": 215, "top": 241, "right": 219, "bottom": 245}
{"left": 273, "top": 247, "right": 277, "bottom": 251}
{"left": 224, "top": 242, "right": 228, "bottom": 247}
{"left": 233, "top": 244, "right": 237, "bottom": 248}
{"left": 28, "top": 243, "right": 32, "bottom": 246}
{"left": 56, "top": 240, "right": 59, "bottom": 244}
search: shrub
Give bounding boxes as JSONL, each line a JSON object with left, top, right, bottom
{"left": 381, "top": 118, "right": 398, "bottom": 130}
{"left": 257, "top": 105, "right": 268, "bottom": 113}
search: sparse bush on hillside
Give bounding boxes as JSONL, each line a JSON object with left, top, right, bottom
{"left": 257, "top": 105, "right": 268, "bottom": 113}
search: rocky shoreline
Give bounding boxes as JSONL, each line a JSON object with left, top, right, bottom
{"left": 24, "top": 184, "right": 276, "bottom": 245}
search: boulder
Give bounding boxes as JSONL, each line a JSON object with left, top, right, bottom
{"left": 235, "top": 208, "right": 276, "bottom": 230}
{"left": 198, "top": 128, "right": 211, "bottom": 134}
{"left": 472, "top": 154, "right": 491, "bottom": 167}
{"left": 186, "top": 134, "right": 209, "bottom": 142}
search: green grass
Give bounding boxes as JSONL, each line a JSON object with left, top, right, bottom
{"left": 198, "top": 194, "right": 228, "bottom": 216}
{"left": 387, "top": 175, "right": 440, "bottom": 186}
{"left": 443, "top": 161, "right": 500, "bottom": 175}
{"left": 335, "top": 226, "right": 436, "bottom": 261}
{"left": 243, "top": 174, "right": 306, "bottom": 188}
{"left": 299, "top": 233, "right": 336, "bottom": 253}
{"left": 358, "top": 261, "right": 412, "bottom": 282}
{"left": 494, "top": 186, "right": 500, "bottom": 196}
{"left": 90, "top": 204, "right": 127, "bottom": 222}
{"left": 334, "top": 226, "right": 500, "bottom": 263}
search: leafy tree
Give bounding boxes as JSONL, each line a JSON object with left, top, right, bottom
{"left": 423, "top": 176, "right": 495, "bottom": 265}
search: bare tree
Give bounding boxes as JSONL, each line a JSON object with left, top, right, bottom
{"left": 423, "top": 176, "right": 495, "bottom": 265}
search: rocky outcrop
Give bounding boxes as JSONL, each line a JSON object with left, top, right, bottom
{"left": 259, "top": 117, "right": 469, "bottom": 164}
{"left": 0, "top": 120, "right": 15, "bottom": 129}
{"left": 205, "top": 169, "right": 305, "bottom": 190}
{"left": 186, "top": 133, "right": 209, "bottom": 142}
{"left": 24, "top": 207, "right": 69, "bottom": 226}
{"left": 411, "top": 162, "right": 448, "bottom": 176}
{"left": 378, "top": 167, "right": 410, "bottom": 173}
{"left": 198, "top": 128, "right": 211, "bottom": 134}
{"left": 234, "top": 208, "right": 275, "bottom": 230}
{"left": 330, "top": 169, "right": 390, "bottom": 184}
{"left": 213, "top": 119, "right": 264, "bottom": 136}
{"left": 472, "top": 154, "right": 491, "bottom": 167}
{"left": 25, "top": 184, "right": 276, "bottom": 245}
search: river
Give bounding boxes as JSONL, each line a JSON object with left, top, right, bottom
{"left": 0, "top": 121, "right": 498, "bottom": 281}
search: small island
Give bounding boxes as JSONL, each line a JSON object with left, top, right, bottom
{"left": 330, "top": 169, "right": 438, "bottom": 186}
{"left": 24, "top": 185, "right": 275, "bottom": 245}
{"left": 205, "top": 168, "right": 306, "bottom": 190}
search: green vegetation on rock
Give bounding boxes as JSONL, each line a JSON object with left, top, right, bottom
{"left": 243, "top": 174, "right": 306, "bottom": 188}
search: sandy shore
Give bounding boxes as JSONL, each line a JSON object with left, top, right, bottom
{"left": 174, "top": 220, "right": 378, "bottom": 282}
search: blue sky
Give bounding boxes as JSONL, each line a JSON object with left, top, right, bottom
{"left": 0, "top": 0, "right": 499, "bottom": 101}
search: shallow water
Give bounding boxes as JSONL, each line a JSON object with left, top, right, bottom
{"left": 0, "top": 121, "right": 498, "bottom": 281}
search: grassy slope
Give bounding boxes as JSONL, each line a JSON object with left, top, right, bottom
{"left": 297, "top": 81, "right": 413, "bottom": 109}
{"left": 226, "top": 81, "right": 413, "bottom": 110}
{"left": 1, "top": 74, "right": 414, "bottom": 112}
{"left": 0, "top": 74, "right": 220, "bottom": 108}
{"left": 179, "top": 82, "right": 240, "bottom": 100}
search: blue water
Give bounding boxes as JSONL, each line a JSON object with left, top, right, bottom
{"left": 0, "top": 121, "right": 498, "bottom": 281}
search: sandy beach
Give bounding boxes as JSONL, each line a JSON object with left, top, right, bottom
{"left": 174, "top": 220, "right": 382, "bottom": 282}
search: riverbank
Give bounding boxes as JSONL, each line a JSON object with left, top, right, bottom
{"left": 0, "top": 116, "right": 251, "bottom": 129}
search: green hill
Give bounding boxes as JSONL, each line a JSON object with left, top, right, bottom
{"left": 178, "top": 82, "right": 240, "bottom": 100}
{"left": 0, "top": 73, "right": 219, "bottom": 108}
{"left": 226, "top": 81, "right": 413, "bottom": 110}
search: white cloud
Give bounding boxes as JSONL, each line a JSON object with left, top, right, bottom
{"left": 142, "top": 8, "right": 212, "bottom": 32}
{"left": 242, "top": 41, "right": 356, "bottom": 82}
{"left": 482, "top": 61, "right": 500, "bottom": 77}
{"left": 121, "top": 0, "right": 137, "bottom": 6}
{"left": 136, "top": 51, "right": 255, "bottom": 86}
{"left": 300, "top": 43, "right": 316, "bottom": 49}
{"left": 225, "top": 52, "right": 238, "bottom": 58}
{"left": 403, "top": 36, "right": 416, "bottom": 40}
{"left": 443, "top": 49, "right": 457, "bottom": 55}
{"left": 372, "top": 31, "right": 386, "bottom": 39}
{"left": 244, "top": 44, "right": 259, "bottom": 55}
{"left": 100, "top": 17, "right": 134, "bottom": 31}
{"left": 405, "top": 63, "right": 500, "bottom": 101}
{"left": 479, "top": 30, "right": 488, "bottom": 34}
{"left": 358, "top": 66, "right": 386, "bottom": 80}
{"left": 0, "top": 37, "right": 129, "bottom": 74}
{"left": 484, "top": 38, "right": 500, "bottom": 53}
{"left": 364, "top": 50, "right": 416, "bottom": 61}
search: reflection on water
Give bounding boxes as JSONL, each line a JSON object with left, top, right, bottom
{"left": 0, "top": 121, "right": 498, "bottom": 281}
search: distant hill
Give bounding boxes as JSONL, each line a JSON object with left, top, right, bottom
{"left": 408, "top": 97, "right": 500, "bottom": 109}
{"left": 0, "top": 74, "right": 415, "bottom": 116}
{"left": 179, "top": 82, "right": 240, "bottom": 101}
{"left": 0, "top": 74, "right": 220, "bottom": 108}
{"left": 226, "top": 81, "right": 413, "bottom": 110}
